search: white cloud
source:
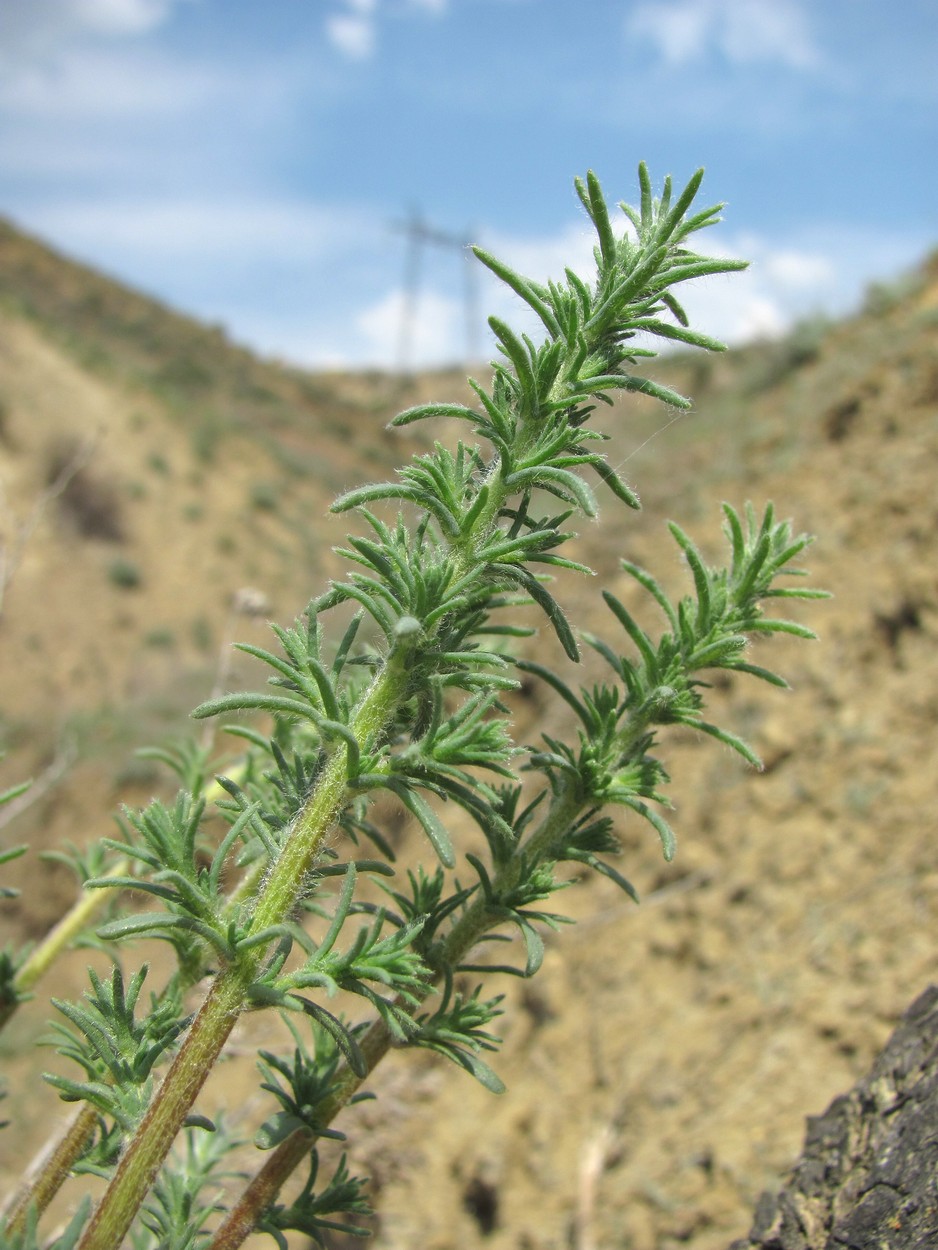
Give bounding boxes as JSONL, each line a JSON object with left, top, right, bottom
{"left": 628, "top": 0, "right": 821, "bottom": 71}
{"left": 760, "top": 249, "right": 836, "bottom": 292}
{"left": 357, "top": 287, "right": 465, "bottom": 368}
{"left": 70, "top": 0, "right": 182, "bottom": 35}
{"left": 325, "top": 0, "right": 448, "bottom": 60}
{"left": 673, "top": 225, "right": 932, "bottom": 347}
{"left": 326, "top": 13, "right": 376, "bottom": 60}
{"left": 0, "top": 0, "right": 190, "bottom": 58}
{"left": 325, "top": 0, "right": 378, "bottom": 59}
{"left": 18, "top": 196, "right": 371, "bottom": 267}
{"left": 0, "top": 47, "right": 221, "bottom": 119}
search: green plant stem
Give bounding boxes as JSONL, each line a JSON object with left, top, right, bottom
{"left": 442, "top": 782, "right": 585, "bottom": 959}
{"left": 1, "top": 772, "right": 257, "bottom": 1229}
{"left": 1, "top": 1103, "right": 97, "bottom": 1237}
{"left": 209, "top": 1019, "right": 395, "bottom": 1250}
{"left": 5, "top": 860, "right": 129, "bottom": 1022}
{"left": 209, "top": 1130, "right": 317, "bottom": 1250}
{"left": 208, "top": 783, "right": 587, "bottom": 1249}
{"left": 79, "top": 969, "right": 244, "bottom": 1250}
{"left": 77, "top": 654, "right": 414, "bottom": 1250}
{"left": 3, "top": 769, "right": 245, "bottom": 1038}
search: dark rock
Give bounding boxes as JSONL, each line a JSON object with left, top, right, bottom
{"left": 730, "top": 985, "right": 938, "bottom": 1249}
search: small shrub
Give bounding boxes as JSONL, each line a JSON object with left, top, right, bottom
{"left": 191, "top": 415, "right": 223, "bottom": 464}
{"left": 152, "top": 353, "right": 213, "bottom": 398}
{"left": 744, "top": 315, "right": 831, "bottom": 394}
{"left": 143, "top": 628, "right": 175, "bottom": 648}
{"left": 48, "top": 441, "right": 125, "bottom": 541}
{"left": 190, "top": 616, "right": 213, "bottom": 652}
{"left": 249, "top": 480, "right": 279, "bottom": 511}
{"left": 107, "top": 557, "right": 142, "bottom": 589}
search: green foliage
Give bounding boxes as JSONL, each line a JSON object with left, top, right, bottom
{"left": 44, "top": 966, "right": 187, "bottom": 1140}
{"left": 256, "top": 1152, "right": 372, "bottom": 1250}
{"left": 0, "top": 164, "right": 826, "bottom": 1250}
{"left": 130, "top": 1128, "right": 241, "bottom": 1250}
{"left": 0, "top": 1199, "right": 92, "bottom": 1250}
{"left": 249, "top": 481, "right": 279, "bottom": 512}
{"left": 144, "top": 628, "right": 176, "bottom": 648}
{"left": 743, "top": 314, "right": 831, "bottom": 393}
{"left": 107, "top": 557, "right": 142, "bottom": 590}
{"left": 0, "top": 780, "right": 32, "bottom": 1029}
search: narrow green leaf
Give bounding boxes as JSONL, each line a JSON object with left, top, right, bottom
{"left": 298, "top": 1001, "right": 367, "bottom": 1078}
{"left": 623, "top": 798, "right": 676, "bottom": 861}
{"left": 489, "top": 316, "right": 536, "bottom": 397}
{"left": 620, "top": 559, "right": 679, "bottom": 631}
{"left": 589, "top": 457, "right": 641, "bottom": 509}
{"left": 660, "top": 289, "right": 689, "bottom": 326}
{"left": 0, "top": 782, "right": 31, "bottom": 807}
{"left": 502, "top": 566, "right": 579, "bottom": 661}
{"left": 390, "top": 402, "right": 481, "bottom": 428}
{"left": 580, "top": 631, "right": 626, "bottom": 680}
{"left": 658, "top": 166, "right": 705, "bottom": 240}
{"left": 613, "top": 374, "right": 692, "bottom": 409}
{"left": 721, "top": 502, "right": 746, "bottom": 573}
{"left": 317, "top": 863, "right": 357, "bottom": 960}
{"left": 763, "top": 587, "right": 832, "bottom": 600}
{"left": 585, "top": 169, "right": 617, "bottom": 267}
{"left": 332, "top": 612, "right": 363, "bottom": 677}
{"left": 517, "top": 918, "right": 544, "bottom": 976}
{"left": 255, "top": 1111, "right": 310, "bottom": 1151}
{"left": 191, "top": 692, "right": 318, "bottom": 722}
{"left": 471, "top": 247, "right": 560, "bottom": 338}
{"left": 638, "top": 161, "right": 653, "bottom": 227}
{"left": 724, "top": 661, "right": 789, "bottom": 687}
{"left": 440, "top": 1046, "right": 506, "bottom": 1094}
{"left": 602, "top": 590, "right": 658, "bottom": 672}
{"left": 668, "top": 520, "right": 712, "bottom": 629}
{"left": 515, "top": 659, "right": 589, "bottom": 724}
{"left": 746, "top": 619, "right": 818, "bottom": 639}
{"left": 631, "top": 318, "right": 727, "bottom": 352}
{"left": 690, "top": 719, "right": 763, "bottom": 768}
{"left": 578, "top": 853, "right": 640, "bottom": 902}
{"left": 394, "top": 787, "right": 456, "bottom": 867}
{"left": 182, "top": 1114, "right": 216, "bottom": 1132}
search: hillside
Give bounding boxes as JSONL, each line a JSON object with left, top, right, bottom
{"left": 1, "top": 219, "right": 938, "bottom": 1250}
{"left": 0, "top": 218, "right": 473, "bottom": 925}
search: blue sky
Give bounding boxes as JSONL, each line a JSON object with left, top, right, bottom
{"left": 0, "top": 0, "right": 935, "bottom": 370}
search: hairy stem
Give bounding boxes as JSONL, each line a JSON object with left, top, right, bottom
{"left": 79, "top": 971, "right": 244, "bottom": 1250}
{"left": 76, "top": 650, "right": 413, "bottom": 1250}
{"left": 209, "top": 782, "right": 587, "bottom": 1249}
{"left": 1, "top": 1104, "right": 96, "bottom": 1237}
